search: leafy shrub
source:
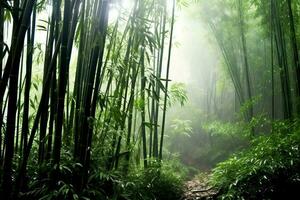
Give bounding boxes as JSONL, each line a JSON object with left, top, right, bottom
{"left": 210, "top": 121, "right": 300, "bottom": 199}
{"left": 20, "top": 146, "right": 186, "bottom": 200}
{"left": 118, "top": 160, "right": 186, "bottom": 200}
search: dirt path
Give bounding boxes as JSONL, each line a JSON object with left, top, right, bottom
{"left": 182, "top": 175, "right": 218, "bottom": 200}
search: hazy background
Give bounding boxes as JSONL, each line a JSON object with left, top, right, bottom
{"left": 164, "top": 3, "right": 240, "bottom": 173}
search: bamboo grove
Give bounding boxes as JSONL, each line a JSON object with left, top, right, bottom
{"left": 199, "top": 0, "right": 300, "bottom": 125}
{"left": 0, "top": 0, "right": 176, "bottom": 199}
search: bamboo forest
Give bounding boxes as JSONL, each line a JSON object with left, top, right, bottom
{"left": 1, "top": 0, "right": 300, "bottom": 199}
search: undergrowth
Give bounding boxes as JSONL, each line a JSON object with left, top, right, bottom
{"left": 210, "top": 121, "right": 300, "bottom": 199}
{"left": 19, "top": 157, "right": 186, "bottom": 200}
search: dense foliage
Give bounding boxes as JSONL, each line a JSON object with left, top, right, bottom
{"left": 18, "top": 158, "right": 186, "bottom": 199}
{"left": 0, "top": 0, "right": 184, "bottom": 199}
{"left": 1, "top": 0, "right": 300, "bottom": 199}
{"left": 211, "top": 121, "right": 300, "bottom": 199}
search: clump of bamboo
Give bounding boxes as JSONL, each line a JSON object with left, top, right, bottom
{"left": 0, "top": 0, "right": 175, "bottom": 198}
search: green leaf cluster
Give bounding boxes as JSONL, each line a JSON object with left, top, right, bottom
{"left": 210, "top": 121, "right": 300, "bottom": 199}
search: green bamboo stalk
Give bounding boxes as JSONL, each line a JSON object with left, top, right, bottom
{"left": 46, "top": 0, "right": 61, "bottom": 161}
{"left": 153, "top": 1, "right": 167, "bottom": 159}
{"left": 140, "top": 46, "right": 147, "bottom": 167}
{"left": 0, "top": 0, "right": 36, "bottom": 112}
{"left": 39, "top": 0, "right": 56, "bottom": 164}
{"left": 84, "top": 0, "right": 109, "bottom": 184}
{"left": 159, "top": 0, "right": 175, "bottom": 160}
{"left": 238, "top": 0, "right": 253, "bottom": 123}
{"left": 2, "top": 0, "right": 37, "bottom": 197}
{"left": 0, "top": 1, "right": 3, "bottom": 162}
{"left": 287, "top": 0, "right": 300, "bottom": 115}
{"left": 52, "top": 0, "right": 71, "bottom": 186}
{"left": 272, "top": 0, "right": 292, "bottom": 119}
{"left": 15, "top": 29, "right": 63, "bottom": 197}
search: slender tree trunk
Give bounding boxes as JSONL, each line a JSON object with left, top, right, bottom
{"left": 124, "top": 62, "right": 138, "bottom": 170}
{"left": 0, "top": 2, "right": 3, "bottom": 77}
{"left": 2, "top": 0, "right": 37, "bottom": 197}
{"left": 270, "top": 2, "right": 275, "bottom": 122}
{"left": 0, "top": 0, "right": 36, "bottom": 113}
{"left": 63, "top": 0, "right": 81, "bottom": 146}
{"left": 153, "top": 2, "right": 167, "bottom": 158}
{"left": 140, "top": 47, "right": 147, "bottom": 167}
{"left": 84, "top": 0, "right": 109, "bottom": 185}
{"left": 52, "top": 0, "right": 71, "bottom": 185}
{"left": 238, "top": 0, "right": 253, "bottom": 124}
{"left": 0, "top": 3, "right": 4, "bottom": 162}
{"left": 271, "top": 33, "right": 275, "bottom": 121}
{"left": 20, "top": 4, "right": 36, "bottom": 158}
{"left": 46, "top": 0, "right": 61, "bottom": 161}
{"left": 287, "top": 0, "right": 300, "bottom": 115}
{"left": 73, "top": 0, "right": 87, "bottom": 160}
{"left": 15, "top": 31, "right": 62, "bottom": 196}
{"left": 272, "top": 0, "right": 292, "bottom": 119}
{"left": 160, "top": 0, "right": 175, "bottom": 160}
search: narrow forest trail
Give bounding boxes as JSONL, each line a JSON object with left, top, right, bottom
{"left": 183, "top": 176, "right": 218, "bottom": 200}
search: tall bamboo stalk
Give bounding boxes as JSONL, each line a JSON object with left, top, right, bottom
{"left": 52, "top": 0, "right": 71, "bottom": 186}
{"left": 287, "top": 0, "right": 300, "bottom": 115}
{"left": 0, "top": 3, "right": 4, "bottom": 161}
{"left": 238, "top": 0, "right": 253, "bottom": 123}
{"left": 160, "top": 0, "right": 175, "bottom": 160}
{"left": 2, "top": 0, "right": 37, "bottom": 197}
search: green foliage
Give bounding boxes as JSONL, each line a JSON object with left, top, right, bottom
{"left": 21, "top": 149, "right": 186, "bottom": 200}
{"left": 119, "top": 160, "right": 186, "bottom": 200}
{"left": 203, "top": 114, "right": 269, "bottom": 138}
{"left": 169, "top": 82, "right": 188, "bottom": 107}
{"left": 165, "top": 105, "right": 253, "bottom": 171}
{"left": 170, "top": 118, "right": 193, "bottom": 137}
{"left": 210, "top": 121, "right": 300, "bottom": 199}
{"left": 203, "top": 121, "right": 249, "bottom": 138}
{"left": 238, "top": 95, "right": 262, "bottom": 118}
{"left": 22, "top": 150, "right": 94, "bottom": 200}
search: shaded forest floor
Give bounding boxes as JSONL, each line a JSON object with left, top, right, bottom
{"left": 183, "top": 174, "right": 218, "bottom": 200}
